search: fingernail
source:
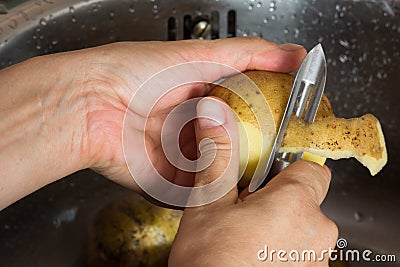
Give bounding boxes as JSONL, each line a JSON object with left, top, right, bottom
{"left": 278, "top": 43, "right": 304, "bottom": 51}
{"left": 196, "top": 98, "right": 226, "bottom": 129}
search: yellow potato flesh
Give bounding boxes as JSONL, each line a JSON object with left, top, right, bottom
{"left": 209, "top": 71, "right": 387, "bottom": 187}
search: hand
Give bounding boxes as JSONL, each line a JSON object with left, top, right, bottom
{"left": 80, "top": 38, "right": 306, "bottom": 193}
{"left": 169, "top": 97, "right": 338, "bottom": 266}
{"left": 0, "top": 37, "right": 306, "bottom": 209}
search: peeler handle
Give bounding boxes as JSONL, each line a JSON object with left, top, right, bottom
{"left": 259, "top": 153, "right": 326, "bottom": 188}
{"left": 259, "top": 158, "right": 290, "bottom": 187}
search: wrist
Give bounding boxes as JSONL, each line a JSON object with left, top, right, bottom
{"left": 0, "top": 53, "right": 91, "bottom": 209}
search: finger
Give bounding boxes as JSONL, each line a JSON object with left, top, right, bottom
{"left": 255, "top": 160, "right": 332, "bottom": 206}
{"left": 174, "top": 37, "right": 307, "bottom": 73}
{"left": 189, "top": 97, "right": 240, "bottom": 208}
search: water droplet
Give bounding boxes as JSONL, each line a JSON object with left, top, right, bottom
{"left": 371, "top": 18, "right": 379, "bottom": 24}
{"left": 339, "top": 54, "right": 348, "bottom": 63}
{"left": 294, "top": 28, "right": 300, "bottom": 38}
{"left": 354, "top": 212, "right": 363, "bottom": 222}
{"left": 269, "top": 1, "right": 276, "bottom": 12}
{"left": 69, "top": 6, "right": 74, "bottom": 13}
{"left": 109, "top": 11, "right": 115, "bottom": 19}
{"left": 339, "top": 39, "right": 350, "bottom": 48}
{"left": 36, "top": 44, "right": 41, "bottom": 50}
{"left": 263, "top": 18, "right": 269, "bottom": 24}
{"left": 271, "top": 14, "right": 277, "bottom": 20}
{"left": 92, "top": 26, "right": 97, "bottom": 31}
{"left": 128, "top": 6, "right": 135, "bottom": 13}
{"left": 376, "top": 71, "right": 387, "bottom": 79}
{"left": 91, "top": 3, "right": 101, "bottom": 13}
{"left": 256, "top": 1, "right": 262, "bottom": 8}
{"left": 283, "top": 28, "right": 289, "bottom": 34}
{"left": 71, "top": 16, "right": 77, "bottom": 23}
{"left": 39, "top": 18, "right": 47, "bottom": 26}
{"left": 51, "top": 40, "right": 58, "bottom": 45}
{"left": 152, "top": 4, "right": 159, "bottom": 13}
{"left": 248, "top": 3, "right": 254, "bottom": 10}
{"left": 237, "top": 28, "right": 249, "bottom": 37}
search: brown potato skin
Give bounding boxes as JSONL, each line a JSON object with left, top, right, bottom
{"left": 210, "top": 70, "right": 334, "bottom": 130}
{"left": 86, "top": 194, "right": 182, "bottom": 267}
{"left": 209, "top": 70, "right": 387, "bottom": 177}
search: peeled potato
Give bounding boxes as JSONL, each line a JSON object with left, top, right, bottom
{"left": 209, "top": 70, "right": 387, "bottom": 186}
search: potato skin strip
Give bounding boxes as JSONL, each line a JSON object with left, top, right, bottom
{"left": 281, "top": 114, "right": 387, "bottom": 176}
{"left": 210, "top": 70, "right": 388, "bottom": 179}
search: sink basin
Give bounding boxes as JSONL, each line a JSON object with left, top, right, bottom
{"left": 0, "top": 0, "right": 399, "bottom": 266}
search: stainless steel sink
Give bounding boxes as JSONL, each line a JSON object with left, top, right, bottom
{"left": 0, "top": 0, "right": 399, "bottom": 266}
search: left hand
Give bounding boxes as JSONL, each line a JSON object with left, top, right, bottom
{"left": 0, "top": 37, "right": 306, "bottom": 209}
{"left": 80, "top": 38, "right": 306, "bottom": 192}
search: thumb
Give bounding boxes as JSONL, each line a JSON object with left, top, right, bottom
{"left": 253, "top": 160, "right": 332, "bottom": 207}
{"left": 189, "top": 97, "right": 240, "bottom": 208}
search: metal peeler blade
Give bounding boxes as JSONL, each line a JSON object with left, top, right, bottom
{"left": 248, "top": 43, "right": 327, "bottom": 192}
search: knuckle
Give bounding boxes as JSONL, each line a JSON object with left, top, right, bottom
{"left": 286, "top": 161, "right": 330, "bottom": 201}
{"left": 270, "top": 175, "right": 318, "bottom": 204}
{"left": 315, "top": 214, "right": 339, "bottom": 247}
{"left": 324, "top": 217, "right": 339, "bottom": 241}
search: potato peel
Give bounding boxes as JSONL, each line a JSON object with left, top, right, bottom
{"left": 281, "top": 114, "right": 387, "bottom": 175}
{"left": 210, "top": 70, "right": 388, "bottom": 180}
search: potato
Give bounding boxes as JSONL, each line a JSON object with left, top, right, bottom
{"left": 86, "top": 194, "right": 182, "bottom": 267}
{"left": 210, "top": 71, "right": 387, "bottom": 187}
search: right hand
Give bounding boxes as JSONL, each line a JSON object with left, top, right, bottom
{"left": 169, "top": 97, "right": 338, "bottom": 266}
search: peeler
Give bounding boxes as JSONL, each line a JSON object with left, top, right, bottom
{"left": 249, "top": 43, "right": 327, "bottom": 192}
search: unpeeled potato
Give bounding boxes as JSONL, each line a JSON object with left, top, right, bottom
{"left": 86, "top": 194, "right": 182, "bottom": 267}
{"left": 209, "top": 71, "right": 387, "bottom": 187}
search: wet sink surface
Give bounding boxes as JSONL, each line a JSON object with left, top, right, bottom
{"left": 0, "top": 0, "right": 399, "bottom": 266}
